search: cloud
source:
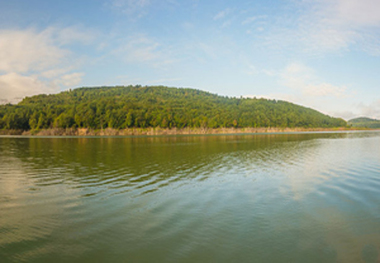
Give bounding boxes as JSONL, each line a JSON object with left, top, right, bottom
{"left": 331, "top": 99, "right": 380, "bottom": 120}
{"left": 0, "top": 27, "right": 93, "bottom": 104}
{"left": 111, "top": 0, "right": 150, "bottom": 14}
{"left": 245, "top": 65, "right": 259, "bottom": 76}
{"left": 249, "top": 0, "right": 380, "bottom": 56}
{"left": 0, "top": 26, "right": 97, "bottom": 74}
{"left": 355, "top": 100, "right": 380, "bottom": 119}
{"left": 242, "top": 15, "right": 267, "bottom": 25}
{"left": 107, "top": 0, "right": 180, "bottom": 18}
{"left": 281, "top": 63, "right": 347, "bottom": 98}
{"left": 108, "top": 0, "right": 156, "bottom": 19}
{"left": 242, "top": 16, "right": 258, "bottom": 25}
{"left": 297, "top": 0, "right": 380, "bottom": 54}
{"left": 214, "top": 8, "right": 231, "bottom": 20}
{"left": 40, "top": 68, "right": 74, "bottom": 79}
{"left": 0, "top": 28, "right": 67, "bottom": 73}
{"left": 55, "top": 72, "right": 84, "bottom": 87}
{"left": 329, "top": 110, "right": 357, "bottom": 120}
{"left": 113, "top": 35, "right": 175, "bottom": 67}
{"left": 0, "top": 72, "right": 84, "bottom": 104}
{"left": 55, "top": 26, "right": 97, "bottom": 45}
{"left": 333, "top": 0, "right": 380, "bottom": 26}
{"left": 147, "top": 77, "right": 182, "bottom": 85}
{"left": 262, "top": 69, "right": 276, "bottom": 76}
{"left": 0, "top": 73, "right": 55, "bottom": 104}
{"left": 303, "top": 83, "right": 346, "bottom": 98}
{"left": 242, "top": 63, "right": 352, "bottom": 118}
{"left": 221, "top": 20, "right": 232, "bottom": 28}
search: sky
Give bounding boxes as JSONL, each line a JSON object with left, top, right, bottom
{"left": 1, "top": 0, "right": 380, "bottom": 120}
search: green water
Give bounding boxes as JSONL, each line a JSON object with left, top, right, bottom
{"left": 1, "top": 132, "right": 380, "bottom": 262}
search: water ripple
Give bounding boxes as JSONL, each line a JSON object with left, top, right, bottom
{"left": 1, "top": 133, "right": 380, "bottom": 262}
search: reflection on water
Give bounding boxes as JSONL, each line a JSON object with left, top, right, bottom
{"left": 1, "top": 132, "right": 380, "bottom": 262}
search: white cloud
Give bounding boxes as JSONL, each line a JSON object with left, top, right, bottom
{"left": 261, "top": 69, "right": 277, "bottom": 77}
{"left": 198, "top": 42, "right": 216, "bottom": 58}
{"left": 355, "top": 100, "right": 380, "bottom": 119}
{"left": 221, "top": 20, "right": 232, "bottom": 28}
{"left": 251, "top": 0, "right": 380, "bottom": 56}
{"left": 0, "top": 73, "right": 56, "bottom": 104}
{"left": 214, "top": 8, "right": 231, "bottom": 20}
{"left": 108, "top": 0, "right": 179, "bottom": 18}
{"left": 242, "top": 63, "right": 352, "bottom": 118}
{"left": 56, "top": 72, "right": 84, "bottom": 87}
{"left": 304, "top": 83, "right": 346, "bottom": 98}
{"left": 329, "top": 110, "right": 357, "bottom": 120}
{"left": 245, "top": 65, "right": 258, "bottom": 76}
{"left": 111, "top": 0, "right": 150, "bottom": 10}
{"left": 334, "top": 0, "right": 380, "bottom": 26}
{"left": 242, "top": 15, "right": 266, "bottom": 25}
{"left": 182, "top": 22, "right": 195, "bottom": 30}
{"left": 0, "top": 26, "right": 96, "bottom": 74}
{"left": 0, "top": 27, "right": 92, "bottom": 104}
{"left": 147, "top": 77, "right": 182, "bottom": 85}
{"left": 242, "top": 16, "right": 258, "bottom": 25}
{"left": 113, "top": 35, "right": 175, "bottom": 67}
{"left": 330, "top": 100, "right": 380, "bottom": 120}
{"left": 281, "top": 63, "right": 347, "bottom": 98}
{"left": 0, "top": 29, "right": 67, "bottom": 73}
{"left": 0, "top": 71, "right": 84, "bottom": 104}
{"left": 40, "top": 68, "right": 74, "bottom": 79}
{"left": 109, "top": 0, "right": 151, "bottom": 17}
{"left": 297, "top": 0, "right": 380, "bottom": 54}
{"left": 55, "top": 26, "right": 97, "bottom": 45}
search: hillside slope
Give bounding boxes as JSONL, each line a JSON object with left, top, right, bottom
{"left": 0, "top": 85, "right": 347, "bottom": 130}
{"left": 349, "top": 117, "right": 380, "bottom": 128}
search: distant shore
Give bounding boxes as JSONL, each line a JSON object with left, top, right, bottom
{"left": 0, "top": 127, "right": 372, "bottom": 136}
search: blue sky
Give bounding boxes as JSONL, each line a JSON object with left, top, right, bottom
{"left": 1, "top": 0, "right": 380, "bottom": 120}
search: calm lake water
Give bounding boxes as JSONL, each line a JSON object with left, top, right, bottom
{"left": 1, "top": 132, "right": 380, "bottom": 262}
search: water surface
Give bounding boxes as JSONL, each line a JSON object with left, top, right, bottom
{"left": 1, "top": 132, "right": 380, "bottom": 262}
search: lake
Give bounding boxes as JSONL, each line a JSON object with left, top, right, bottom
{"left": 1, "top": 132, "right": 380, "bottom": 262}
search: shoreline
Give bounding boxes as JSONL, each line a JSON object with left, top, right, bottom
{"left": 0, "top": 127, "right": 373, "bottom": 137}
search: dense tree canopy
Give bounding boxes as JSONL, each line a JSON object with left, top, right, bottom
{"left": 0, "top": 85, "right": 347, "bottom": 130}
{"left": 348, "top": 117, "right": 380, "bottom": 128}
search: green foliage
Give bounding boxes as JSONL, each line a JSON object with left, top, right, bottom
{"left": 348, "top": 117, "right": 380, "bottom": 128}
{"left": 0, "top": 85, "right": 347, "bottom": 130}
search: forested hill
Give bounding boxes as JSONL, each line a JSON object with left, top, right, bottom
{"left": 0, "top": 85, "right": 347, "bottom": 130}
{"left": 348, "top": 117, "right": 380, "bottom": 128}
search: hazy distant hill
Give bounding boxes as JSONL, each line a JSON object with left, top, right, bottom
{"left": 0, "top": 85, "right": 347, "bottom": 130}
{"left": 348, "top": 117, "right": 380, "bottom": 128}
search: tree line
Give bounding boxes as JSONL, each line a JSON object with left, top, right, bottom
{"left": 0, "top": 85, "right": 347, "bottom": 130}
{"left": 348, "top": 117, "right": 380, "bottom": 128}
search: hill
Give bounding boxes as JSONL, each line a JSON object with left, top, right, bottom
{"left": 348, "top": 117, "right": 380, "bottom": 128}
{"left": 0, "top": 85, "right": 347, "bottom": 131}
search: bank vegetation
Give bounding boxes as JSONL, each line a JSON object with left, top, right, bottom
{"left": 0, "top": 85, "right": 348, "bottom": 133}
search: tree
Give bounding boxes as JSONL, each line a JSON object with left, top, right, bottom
{"left": 0, "top": 85, "right": 347, "bottom": 131}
